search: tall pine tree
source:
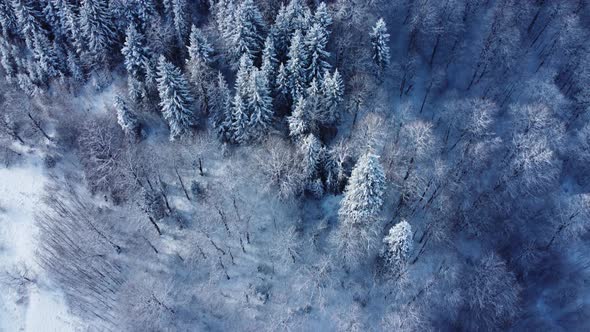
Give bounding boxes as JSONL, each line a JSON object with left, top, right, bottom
{"left": 156, "top": 55, "right": 194, "bottom": 140}
{"left": 370, "top": 18, "right": 390, "bottom": 73}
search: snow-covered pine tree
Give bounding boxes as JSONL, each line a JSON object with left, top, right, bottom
{"left": 114, "top": 95, "right": 139, "bottom": 138}
{"left": 270, "top": 0, "right": 311, "bottom": 60}
{"left": 0, "top": 36, "right": 18, "bottom": 81}
{"left": 300, "top": 133, "right": 323, "bottom": 183}
{"left": 276, "top": 62, "right": 289, "bottom": 97}
{"left": 231, "top": 0, "right": 266, "bottom": 62}
{"left": 122, "top": 24, "right": 151, "bottom": 103}
{"left": 171, "top": 0, "right": 189, "bottom": 48}
{"left": 32, "top": 30, "right": 62, "bottom": 82}
{"left": 370, "top": 18, "right": 390, "bottom": 73}
{"left": 286, "top": 29, "right": 307, "bottom": 101}
{"left": 313, "top": 2, "right": 332, "bottom": 31}
{"left": 305, "top": 77, "right": 322, "bottom": 132}
{"left": 130, "top": 0, "right": 156, "bottom": 32}
{"left": 287, "top": 96, "right": 308, "bottom": 140}
{"left": 211, "top": 72, "right": 232, "bottom": 142}
{"left": 320, "top": 69, "right": 344, "bottom": 125}
{"left": 230, "top": 93, "right": 249, "bottom": 144}
{"left": 66, "top": 49, "right": 84, "bottom": 84}
{"left": 156, "top": 55, "right": 195, "bottom": 140}
{"left": 335, "top": 151, "right": 386, "bottom": 266}
{"left": 186, "top": 25, "right": 214, "bottom": 114}
{"left": 304, "top": 22, "right": 331, "bottom": 83}
{"left": 11, "top": 0, "right": 43, "bottom": 49}
{"left": 235, "top": 53, "right": 253, "bottom": 104}
{"left": 79, "top": 0, "right": 116, "bottom": 66}
{"left": 339, "top": 151, "right": 386, "bottom": 225}
{"left": 248, "top": 68, "right": 273, "bottom": 141}
{"left": 0, "top": 0, "right": 17, "bottom": 36}
{"left": 57, "top": 0, "right": 82, "bottom": 52}
{"left": 381, "top": 220, "right": 413, "bottom": 275}
{"left": 261, "top": 35, "right": 278, "bottom": 87}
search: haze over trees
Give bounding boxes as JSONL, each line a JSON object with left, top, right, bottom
{"left": 0, "top": 0, "right": 589, "bottom": 330}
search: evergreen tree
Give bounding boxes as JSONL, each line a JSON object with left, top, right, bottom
{"left": 156, "top": 55, "right": 195, "bottom": 140}
{"left": 211, "top": 72, "right": 232, "bottom": 142}
{"left": 261, "top": 35, "right": 278, "bottom": 86}
{"left": 171, "top": 0, "right": 189, "bottom": 48}
{"left": 230, "top": 93, "right": 248, "bottom": 144}
{"left": 300, "top": 133, "right": 323, "bottom": 182}
{"left": 248, "top": 68, "right": 273, "bottom": 141}
{"left": 286, "top": 30, "right": 307, "bottom": 100}
{"left": 304, "top": 22, "right": 331, "bottom": 82}
{"left": 186, "top": 25, "right": 214, "bottom": 113}
{"left": 11, "top": 0, "right": 43, "bottom": 49}
{"left": 130, "top": 0, "right": 156, "bottom": 32}
{"left": 114, "top": 95, "right": 139, "bottom": 138}
{"left": 271, "top": 0, "right": 311, "bottom": 59}
{"left": 381, "top": 220, "right": 413, "bottom": 275}
{"left": 313, "top": 2, "right": 332, "bottom": 31}
{"left": 122, "top": 24, "right": 151, "bottom": 102}
{"left": 231, "top": 0, "right": 266, "bottom": 61}
{"left": 235, "top": 54, "right": 253, "bottom": 104}
{"left": 338, "top": 151, "right": 386, "bottom": 226}
{"left": 276, "top": 62, "right": 289, "bottom": 97}
{"left": 305, "top": 77, "right": 322, "bottom": 132}
{"left": 320, "top": 69, "right": 344, "bottom": 125}
{"left": 58, "top": 0, "right": 82, "bottom": 52}
{"left": 0, "top": 0, "right": 17, "bottom": 36}
{"left": 79, "top": 0, "right": 116, "bottom": 65}
{"left": 370, "top": 18, "right": 390, "bottom": 72}
{"left": 66, "top": 49, "right": 84, "bottom": 83}
{"left": 287, "top": 96, "right": 308, "bottom": 140}
{"left": 0, "top": 36, "right": 18, "bottom": 82}
{"left": 32, "top": 30, "right": 62, "bottom": 81}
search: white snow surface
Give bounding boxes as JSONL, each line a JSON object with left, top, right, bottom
{"left": 0, "top": 155, "right": 80, "bottom": 332}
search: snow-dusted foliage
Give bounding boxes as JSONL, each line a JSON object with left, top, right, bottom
{"left": 156, "top": 55, "right": 194, "bottom": 140}
{"left": 0, "top": 0, "right": 589, "bottom": 330}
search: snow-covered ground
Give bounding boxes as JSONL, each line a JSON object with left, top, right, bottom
{"left": 0, "top": 155, "right": 80, "bottom": 332}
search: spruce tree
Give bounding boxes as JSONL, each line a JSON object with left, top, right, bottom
{"left": 304, "top": 23, "right": 331, "bottom": 83}
{"left": 286, "top": 30, "right": 307, "bottom": 100}
{"left": 32, "top": 30, "right": 62, "bottom": 82}
{"left": 276, "top": 62, "right": 289, "bottom": 97}
{"left": 288, "top": 96, "right": 308, "bottom": 140}
{"left": 171, "top": 0, "right": 189, "bottom": 48}
{"left": 186, "top": 25, "right": 214, "bottom": 114}
{"left": 320, "top": 69, "right": 344, "bottom": 125}
{"left": 261, "top": 35, "right": 278, "bottom": 86}
{"left": 381, "top": 220, "right": 413, "bottom": 275}
{"left": 11, "top": 0, "right": 43, "bottom": 49}
{"left": 211, "top": 72, "right": 232, "bottom": 142}
{"left": 231, "top": 0, "right": 265, "bottom": 61}
{"left": 156, "top": 55, "right": 194, "bottom": 140}
{"left": 339, "top": 151, "right": 386, "bottom": 226}
{"left": 230, "top": 93, "right": 248, "bottom": 144}
{"left": 114, "top": 95, "right": 139, "bottom": 138}
{"left": 370, "top": 18, "right": 391, "bottom": 72}
{"left": 313, "top": 2, "right": 332, "bottom": 31}
{"left": 248, "top": 68, "right": 273, "bottom": 141}
{"left": 300, "top": 133, "right": 323, "bottom": 182}
{"left": 79, "top": 0, "right": 116, "bottom": 65}
{"left": 122, "top": 24, "right": 151, "bottom": 102}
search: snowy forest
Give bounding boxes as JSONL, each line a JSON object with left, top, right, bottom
{"left": 0, "top": 0, "right": 589, "bottom": 330}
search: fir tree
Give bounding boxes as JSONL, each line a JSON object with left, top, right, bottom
{"left": 313, "top": 2, "right": 332, "bottom": 31}
{"left": 186, "top": 25, "right": 214, "bottom": 114}
{"left": 320, "top": 69, "right": 344, "bottom": 125}
{"left": 32, "top": 30, "right": 62, "bottom": 81}
{"left": 211, "top": 72, "right": 232, "bottom": 142}
{"left": 288, "top": 96, "right": 308, "bottom": 140}
{"left": 156, "top": 55, "right": 195, "bottom": 140}
{"left": 381, "top": 220, "right": 413, "bottom": 275}
{"left": 276, "top": 62, "right": 289, "bottom": 97}
{"left": 338, "top": 151, "right": 386, "bottom": 226}
{"left": 122, "top": 24, "right": 151, "bottom": 102}
{"left": 114, "top": 95, "right": 139, "bottom": 138}
{"left": 11, "top": 0, "right": 43, "bottom": 49}
{"left": 300, "top": 133, "right": 323, "bottom": 182}
{"left": 304, "top": 23, "right": 331, "bottom": 82}
{"left": 231, "top": 0, "right": 266, "bottom": 61}
{"left": 79, "top": 0, "right": 116, "bottom": 65}
{"left": 248, "top": 68, "right": 273, "bottom": 141}
{"left": 66, "top": 49, "right": 84, "bottom": 83}
{"left": 370, "top": 18, "right": 390, "bottom": 72}
{"left": 271, "top": 0, "right": 311, "bottom": 59}
{"left": 171, "top": 0, "right": 189, "bottom": 48}
{"left": 230, "top": 93, "right": 248, "bottom": 144}
{"left": 235, "top": 54, "right": 253, "bottom": 104}
{"left": 261, "top": 35, "right": 278, "bottom": 86}
{"left": 286, "top": 30, "right": 307, "bottom": 100}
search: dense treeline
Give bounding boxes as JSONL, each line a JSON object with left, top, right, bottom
{"left": 0, "top": 0, "right": 589, "bottom": 330}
